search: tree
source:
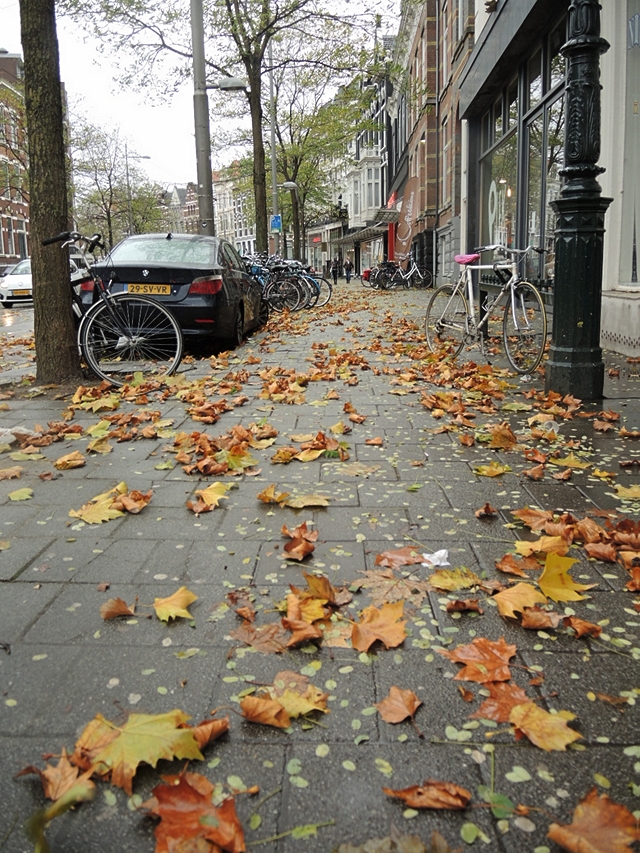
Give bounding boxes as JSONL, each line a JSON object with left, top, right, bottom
{"left": 60, "top": 0, "right": 376, "bottom": 252}
{"left": 71, "top": 121, "right": 170, "bottom": 246}
{"left": 19, "top": 0, "right": 82, "bottom": 383}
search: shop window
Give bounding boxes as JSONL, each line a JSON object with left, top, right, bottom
{"left": 508, "top": 82, "right": 518, "bottom": 128}
{"left": 549, "top": 21, "right": 566, "bottom": 90}
{"left": 528, "top": 49, "right": 543, "bottom": 110}
{"left": 493, "top": 97, "right": 503, "bottom": 140}
{"left": 480, "top": 132, "right": 517, "bottom": 248}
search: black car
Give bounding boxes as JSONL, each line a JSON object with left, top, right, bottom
{"left": 86, "top": 233, "right": 263, "bottom": 347}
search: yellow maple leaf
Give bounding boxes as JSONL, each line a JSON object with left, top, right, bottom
{"left": 510, "top": 702, "right": 582, "bottom": 751}
{"left": 72, "top": 710, "right": 203, "bottom": 795}
{"left": 473, "top": 461, "right": 512, "bottom": 477}
{"left": 278, "top": 686, "right": 329, "bottom": 717}
{"left": 257, "top": 484, "right": 290, "bottom": 504}
{"left": 54, "top": 451, "right": 86, "bottom": 470}
{"left": 69, "top": 482, "right": 128, "bottom": 524}
{"left": 87, "top": 436, "right": 113, "bottom": 454}
{"left": 8, "top": 487, "right": 33, "bottom": 501}
{"left": 153, "top": 587, "right": 198, "bottom": 621}
{"left": 538, "top": 552, "right": 595, "bottom": 602}
{"left": 549, "top": 453, "right": 591, "bottom": 469}
{"left": 493, "top": 583, "right": 547, "bottom": 619}
{"left": 514, "top": 535, "right": 569, "bottom": 557}
{"left": 295, "top": 448, "right": 325, "bottom": 462}
{"left": 428, "top": 567, "right": 483, "bottom": 591}
{"left": 194, "top": 482, "right": 230, "bottom": 508}
{"left": 614, "top": 484, "right": 640, "bottom": 500}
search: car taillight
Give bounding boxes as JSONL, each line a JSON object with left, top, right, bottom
{"left": 189, "top": 276, "right": 223, "bottom": 294}
{"left": 80, "top": 279, "right": 95, "bottom": 292}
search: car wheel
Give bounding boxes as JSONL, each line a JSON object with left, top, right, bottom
{"left": 258, "top": 296, "right": 270, "bottom": 326}
{"left": 227, "top": 305, "right": 244, "bottom": 348}
{"left": 2, "top": 302, "right": 13, "bottom": 309}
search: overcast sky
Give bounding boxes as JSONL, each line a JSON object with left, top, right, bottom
{"left": 2, "top": 0, "right": 198, "bottom": 187}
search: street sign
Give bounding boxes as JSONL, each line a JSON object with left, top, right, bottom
{"left": 270, "top": 214, "right": 282, "bottom": 233}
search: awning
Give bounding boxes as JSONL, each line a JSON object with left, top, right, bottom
{"left": 374, "top": 208, "right": 400, "bottom": 223}
{"left": 334, "top": 225, "right": 388, "bottom": 245}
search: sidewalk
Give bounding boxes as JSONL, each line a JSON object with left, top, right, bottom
{"left": 1, "top": 286, "right": 639, "bottom": 853}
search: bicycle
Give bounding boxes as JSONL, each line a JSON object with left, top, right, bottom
{"left": 389, "top": 258, "right": 433, "bottom": 289}
{"left": 424, "top": 244, "right": 548, "bottom": 374}
{"left": 42, "top": 231, "right": 183, "bottom": 386}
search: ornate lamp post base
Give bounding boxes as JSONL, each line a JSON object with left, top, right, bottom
{"left": 545, "top": 195, "right": 611, "bottom": 400}
{"left": 544, "top": 0, "right": 611, "bottom": 402}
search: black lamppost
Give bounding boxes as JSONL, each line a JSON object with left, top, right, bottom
{"left": 545, "top": 0, "right": 612, "bottom": 401}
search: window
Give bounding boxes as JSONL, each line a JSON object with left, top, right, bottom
{"left": 441, "top": 117, "right": 449, "bottom": 203}
{"left": 353, "top": 179, "right": 359, "bottom": 216}
{"left": 442, "top": 3, "right": 449, "bottom": 82}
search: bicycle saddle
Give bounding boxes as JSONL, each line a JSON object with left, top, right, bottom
{"left": 454, "top": 253, "right": 480, "bottom": 265}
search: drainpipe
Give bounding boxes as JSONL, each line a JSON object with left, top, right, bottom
{"left": 433, "top": 0, "right": 440, "bottom": 285}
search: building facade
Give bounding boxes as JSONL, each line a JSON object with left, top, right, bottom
{"left": 0, "top": 49, "right": 29, "bottom": 266}
{"left": 458, "top": 0, "right": 639, "bottom": 356}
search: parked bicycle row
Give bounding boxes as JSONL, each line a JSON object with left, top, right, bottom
{"left": 362, "top": 257, "right": 433, "bottom": 290}
{"left": 243, "top": 254, "right": 333, "bottom": 313}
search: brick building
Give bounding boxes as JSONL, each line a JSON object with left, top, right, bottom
{"left": 0, "top": 48, "right": 29, "bottom": 267}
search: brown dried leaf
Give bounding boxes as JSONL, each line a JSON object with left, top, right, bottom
{"left": 383, "top": 780, "right": 471, "bottom": 810}
{"left": 375, "top": 686, "right": 423, "bottom": 723}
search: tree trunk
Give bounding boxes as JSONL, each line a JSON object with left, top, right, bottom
{"left": 247, "top": 64, "right": 268, "bottom": 253}
{"left": 20, "top": 0, "right": 82, "bottom": 383}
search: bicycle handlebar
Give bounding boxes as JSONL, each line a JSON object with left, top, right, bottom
{"left": 42, "top": 231, "right": 105, "bottom": 253}
{"left": 473, "top": 244, "right": 545, "bottom": 256}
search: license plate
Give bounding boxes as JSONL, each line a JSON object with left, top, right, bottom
{"left": 13, "top": 290, "right": 30, "bottom": 296}
{"left": 127, "top": 283, "right": 172, "bottom": 295}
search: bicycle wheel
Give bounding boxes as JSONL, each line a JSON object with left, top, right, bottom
{"left": 413, "top": 268, "right": 433, "bottom": 288}
{"left": 502, "top": 281, "right": 547, "bottom": 374}
{"left": 314, "top": 277, "right": 333, "bottom": 307}
{"left": 424, "top": 284, "right": 468, "bottom": 356}
{"left": 265, "top": 278, "right": 301, "bottom": 312}
{"left": 297, "top": 276, "right": 318, "bottom": 309}
{"left": 80, "top": 294, "right": 183, "bottom": 386}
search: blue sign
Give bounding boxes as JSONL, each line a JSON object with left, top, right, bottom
{"left": 270, "top": 214, "right": 282, "bottom": 233}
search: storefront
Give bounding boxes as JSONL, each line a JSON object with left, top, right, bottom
{"left": 460, "top": 0, "right": 640, "bottom": 356}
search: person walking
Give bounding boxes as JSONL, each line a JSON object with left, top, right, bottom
{"left": 330, "top": 257, "right": 340, "bottom": 285}
{"left": 343, "top": 257, "right": 353, "bottom": 283}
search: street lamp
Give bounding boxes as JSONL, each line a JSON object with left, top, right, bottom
{"left": 124, "top": 142, "right": 151, "bottom": 235}
{"left": 191, "top": 0, "right": 246, "bottom": 237}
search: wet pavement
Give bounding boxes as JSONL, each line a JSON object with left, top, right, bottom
{"left": 0, "top": 285, "right": 639, "bottom": 853}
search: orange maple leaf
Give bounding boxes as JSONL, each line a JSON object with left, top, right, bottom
{"left": 375, "top": 686, "right": 422, "bottom": 724}
{"left": 547, "top": 787, "right": 639, "bottom": 853}
{"left": 493, "top": 582, "right": 547, "bottom": 619}
{"left": 510, "top": 702, "right": 582, "bottom": 751}
{"left": 240, "top": 695, "right": 290, "bottom": 729}
{"left": 374, "top": 547, "right": 425, "bottom": 569}
{"left": 99, "top": 596, "right": 137, "bottom": 620}
{"left": 383, "top": 780, "right": 471, "bottom": 810}
{"left": 436, "top": 636, "right": 516, "bottom": 683}
{"left": 563, "top": 616, "right": 602, "bottom": 638}
{"left": 15, "top": 747, "right": 95, "bottom": 801}
{"left": 470, "top": 682, "right": 531, "bottom": 723}
{"left": 351, "top": 601, "right": 407, "bottom": 652}
{"left": 144, "top": 772, "right": 246, "bottom": 853}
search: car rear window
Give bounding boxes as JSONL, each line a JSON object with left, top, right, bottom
{"left": 109, "top": 237, "right": 219, "bottom": 266}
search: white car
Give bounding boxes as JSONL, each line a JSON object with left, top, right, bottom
{"left": 0, "top": 258, "right": 32, "bottom": 308}
{"left": 0, "top": 258, "right": 84, "bottom": 308}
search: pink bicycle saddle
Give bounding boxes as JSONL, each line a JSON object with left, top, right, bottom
{"left": 454, "top": 253, "right": 480, "bottom": 265}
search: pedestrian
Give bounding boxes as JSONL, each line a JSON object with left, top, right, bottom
{"left": 343, "top": 257, "right": 353, "bottom": 283}
{"left": 330, "top": 257, "right": 340, "bottom": 285}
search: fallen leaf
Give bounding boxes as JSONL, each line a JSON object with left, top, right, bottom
{"left": 510, "top": 703, "right": 582, "bottom": 751}
{"left": 383, "top": 780, "right": 471, "bottom": 810}
{"left": 563, "top": 616, "right": 602, "bottom": 638}
{"left": 8, "top": 487, "right": 33, "bottom": 501}
{"left": 475, "top": 503, "right": 498, "bottom": 518}
{"left": 16, "top": 747, "right": 96, "bottom": 801}
{"left": 100, "top": 597, "right": 137, "bottom": 620}
{"left": 153, "top": 587, "right": 198, "bottom": 621}
{"left": 520, "top": 606, "right": 561, "bottom": 630}
{"left": 240, "top": 695, "right": 290, "bottom": 728}
{"left": 436, "top": 637, "right": 516, "bottom": 683}
{"left": 0, "top": 465, "right": 23, "bottom": 480}
{"left": 375, "top": 686, "right": 423, "bottom": 724}
{"left": 470, "top": 682, "right": 531, "bottom": 723}
{"left": 144, "top": 772, "right": 245, "bottom": 853}
{"left": 187, "top": 481, "right": 230, "bottom": 513}
{"left": 72, "top": 709, "right": 205, "bottom": 795}
{"left": 547, "top": 787, "right": 638, "bottom": 853}
{"left": 495, "top": 553, "right": 542, "bottom": 577}
{"left": 69, "top": 482, "right": 128, "bottom": 524}
{"left": 282, "top": 493, "right": 330, "bottom": 508}
{"left": 351, "top": 601, "right": 407, "bottom": 652}
{"left": 229, "top": 620, "right": 289, "bottom": 654}
{"left": 446, "top": 599, "right": 483, "bottom": 614}
{"left": 375, "top": 547, "right": 425, "bottom": 569}
{"left": 54, "top": 451, "right": 86, "bottom": 470}
{"left": 493, "top": 583, "right": 547, "bottom": 619}
{"left": 428, "top": 567, "right": 483, "bottom": 591}
{"left": 357, "top": 568, "right": 431, "bottom": 607}
{"left": 538, "top": 553, "right": 595, "bottom": 602}
{"left": 515, "top": 535, "right": 570, "bottom": 557}
{"left": 522, "top": 464, "right": 545, "bottom": 480}
{"left": 473, "top": 461, "right": 511, "bottom": 477}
